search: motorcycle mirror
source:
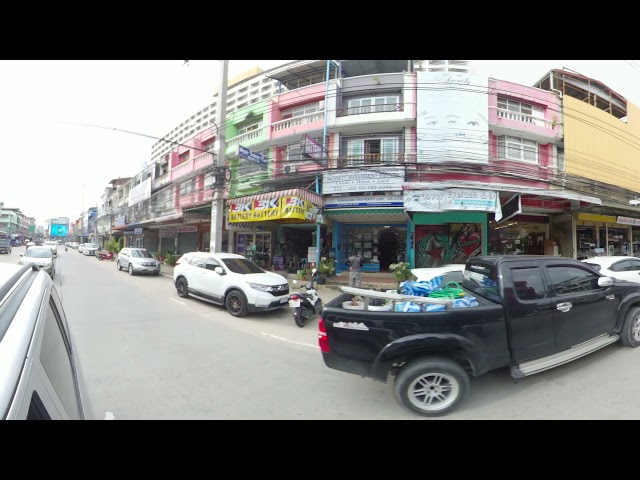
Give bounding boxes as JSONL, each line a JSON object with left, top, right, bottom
{"left": 312, "top": 268, "right": 317, "bottom": 274}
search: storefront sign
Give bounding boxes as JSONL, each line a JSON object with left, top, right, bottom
{"left": 114, "top": 214, "right": 126, "bottom": 227}
{"left": 616, "top": 216, "right": 640, "bottom": 226}
{"left": 404, "top": 189, "right": 503, "bottom": 221}
{"left": 238, "top": 145, "right": 268, "bottom": 166}
{"left": 325, "top": 195, "right": 403, "bottom": 209}
{"left": 322, "top": 167, "right": 404, "bottom": 194}
{"left": 229, "top": 196, "right": 315, "bottom": 223}
{"left": 124, "top": 230, "right": 134, "bottom": 235}
{"left": 159, "top": 229, "right": 178, "bottom": 238}
{"left": 178, "top": 226, "right": 197, "bottom": 233}
{"left": 577, "top": 213, "right": 617, "bottom": 223}
{"left": 133, "top": 228, "right": 143, "bottom": 235}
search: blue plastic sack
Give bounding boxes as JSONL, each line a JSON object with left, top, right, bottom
{"left": 394, "top": 302, "right": 446, "bottom": 312}
{"left": 401, "top": 276, "right": 444, "bottom": 297}
{"left": 452, "top": 296, "right": 479, "bottom": 308}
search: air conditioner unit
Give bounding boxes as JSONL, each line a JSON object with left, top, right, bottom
{"left": 284, "top": 164, "right": 297, "bottom": 174}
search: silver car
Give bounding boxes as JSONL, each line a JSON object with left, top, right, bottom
{"left": 82, "top": 243, "right": 99, "bottom": 256}
{"left": 0, "top": 263, "right": 93, "bottom": 419}
{"left": 117, "top": 247, "right": 161, "bottom": 276}
{"left": 19, "top": 246, "right": 56, "bottom": 278}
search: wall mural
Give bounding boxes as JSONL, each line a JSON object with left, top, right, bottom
{"left": 415, "top": 224, "right": 482, "bottom": 267}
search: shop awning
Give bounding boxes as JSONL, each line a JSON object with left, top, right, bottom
{"left": 226, "top": 188, "right": 323, "bottom": 207}
{"left": 402, "top": 181, "right": 602, "bottom": 205}
{"left": 154, "top": 212, "right": 183, "bottom": 223}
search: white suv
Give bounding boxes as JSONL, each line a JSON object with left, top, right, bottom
{"left": 173, "top": 252, "right": 290, "bottom": 317}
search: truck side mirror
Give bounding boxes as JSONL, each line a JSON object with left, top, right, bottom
{"left": 598, "top": 277, "right": 613, "bottom": 287}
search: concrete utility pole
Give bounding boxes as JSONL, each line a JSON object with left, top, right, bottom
{"left": 210, "top": 60, "right": 228, "bottom": 253}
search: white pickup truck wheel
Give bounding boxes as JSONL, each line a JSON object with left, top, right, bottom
{"left": 394, "top": 358, "right": 470, "bottom": 416}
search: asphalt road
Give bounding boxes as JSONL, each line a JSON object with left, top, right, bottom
{"left": 3, "top": 246, "right": 640, "bottom": 419}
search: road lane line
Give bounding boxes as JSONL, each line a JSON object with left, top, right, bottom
{"left": 170, "top": 298, "right": 186, "bottom": 306}
{"left": 260, "top": 332, "right": 319, "bottom": 349}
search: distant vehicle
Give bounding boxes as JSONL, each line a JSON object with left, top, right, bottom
{"left": 82, "top": 243, "right": 99, "bottom": 256}
{"left": 116, "top": 248, "right": 161, "bottom": 276}
{"left": 173, "top": 252, "right": 290, "bottom": 317}
{"left": 77, "top": 243, "right": 86, "bottom": 254}
{"left": 43, "top": 241, "right": 59, "bottom": 257}
{"left": 0, "top": 262, "right": 93, "bottom": 419}
{"left": 0, "top": 230, "right": 12, "bottom": 254}
{"left": 19, "top": 246, "right": 56, "bottom": 278}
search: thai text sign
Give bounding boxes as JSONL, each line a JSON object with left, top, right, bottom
{"left": 229, "top": 196, "right": 313, "bottom": 223}
{"left": 404, "top": 188, "right": 503, "bottom": 221}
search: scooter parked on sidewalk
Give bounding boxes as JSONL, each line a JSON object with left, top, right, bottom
{"left": 289, "top": 268, "right": 322, "bottom": 328}
{"left": 97, "top": 250, "right": 115, "bottom": 261}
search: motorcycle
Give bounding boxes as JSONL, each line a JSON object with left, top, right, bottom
{"left": 289, "top": 268, "right": 322, "bottom": 328}
{"left": 97, "top": 250, "right": 115, "bottom": 261}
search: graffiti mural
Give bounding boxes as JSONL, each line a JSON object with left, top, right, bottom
{"left": 415, "top": 224, "right": 482, "bottom": 268}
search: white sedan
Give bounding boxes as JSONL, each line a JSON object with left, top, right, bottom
{"left": 581, "top": 256, "right": 640, "bottom": 283}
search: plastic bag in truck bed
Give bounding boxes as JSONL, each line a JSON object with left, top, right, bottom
{"left": 397, "top": 276, "right": 479, "bottom": 312}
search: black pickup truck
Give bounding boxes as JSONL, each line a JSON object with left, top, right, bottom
{"left": 319, "top": 255, "right": 640, "bottom": 416}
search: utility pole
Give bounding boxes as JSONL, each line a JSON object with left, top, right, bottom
{"left": 210, "top": 60, "right": 228, "bottom": 253}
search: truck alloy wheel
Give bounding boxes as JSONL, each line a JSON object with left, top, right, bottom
{"left": 394, "top": 358, "right": 469, "bottom": 416}
{"left": 620, "top": 306, "right": 640, "bottom": 348}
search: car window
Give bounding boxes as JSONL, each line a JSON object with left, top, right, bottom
{"left": 221, "top": 258, "right": 264, "bottom": 274}
{"left": 192, "top": 257, "right": 206, "bottom": 268}
{"left": 40, "top": 297, "right": 82, "bottom": 420}
{"left": 610, "top": 260, "right": 631, "bottom": 272}
{"left": 584, "top": 262, "right": 602, "bottom": 273}
{"left": 27, "top": 391, "right": 52, "bottom": 420}
{"left": 511, "top": 267, "right": 545, "bottom": 301}
{"left": 462, "top": 263, "right": 502, "bottom": 303}
{"left": 131, "top": 250, "right": 152, "bottom": 258}
{"left": 205, "top": 258, "right": 221, "bottom": 271}
{"left": 120, "top": 249, "right": 129, "bottom": 256}
{"left": 546, "top": 265, "right": 605, "bottom": 295}
{"left": 627, "top": 260, "right": 640, "bottom": 271}
{"left": 25, "top": 248, "right": 53, "bottom": 258}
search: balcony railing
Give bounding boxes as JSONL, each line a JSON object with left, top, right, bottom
{"left": 494, "top": 107, "right": 554, "bottom": 129}
{"left": 337, "top": 153, "right": 405, "bottom": 168}
{"left": 153, "top": 172, "right": 170, "bottom": 189}
{"left": 272, "top": 111, "right": 325, "bottom": 132}
{"left": 336, "top": 103, "right": 404, "bottom": 117}
{"left": 226, "top": 126, "right": 268, "bottom": 148}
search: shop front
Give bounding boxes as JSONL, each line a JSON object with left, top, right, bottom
{"left": 575, "top": 212, "right": 635, "bottom": 259}
{"left": 488, "top": 215, "right": 550, "bottom": 256}
{"left": 226, "top": 188, "right": 323, "bottom": 270}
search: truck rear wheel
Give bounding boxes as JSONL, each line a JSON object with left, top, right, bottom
{"left": 394, "top": 358, "right": 469, "bottom": 417}
{"left": 620, "top": 307, "right": 640, "bottom": 348}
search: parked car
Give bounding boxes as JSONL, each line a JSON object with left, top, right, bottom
{"left": 43, "top": 240, "right": 58, "bottom": 257}
{"left": 82, "top": 243, "right": 99, "bottom": 256}
{"left": 0, "top": 262, "right": 93, "bottom": 419}
{"left": 320, "top": 255, "right": 640, "bottom": 416}
{"left": 582, "top": 256, "right": 640, "bottom": 284}
{"left": 116, "top": 248, "right": 161, "bottom": 276}
{"left": 19, "top": 246, "right": 56, "bottom": 278}
{"left": 173, "top": 252, "right": 290, "bottom": 317}
{"left": 77, "top": 243, "right": 86, "bottom": 254}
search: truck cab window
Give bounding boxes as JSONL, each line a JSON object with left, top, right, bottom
{"left": 546, "top": 266, "right": 603, "bottom": 295}
{"left": 511, "top": 268, "right": 545, "bottom": 300}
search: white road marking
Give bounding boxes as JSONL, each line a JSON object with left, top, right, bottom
{"left": 170, "top": 298, "right": 186, "bottom": 306}
{"left": 260, "top": 332, "right": 319, "bottom": 349}
{"left": 105, "top": 411, "right": 116, "bottom": 420}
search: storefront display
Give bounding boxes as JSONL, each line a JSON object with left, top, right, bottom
{"left": 488, "top": 219, "right": 548, "bottom": 256}
{"left": 341, "top": 226, "right": 407, "bottom": 272}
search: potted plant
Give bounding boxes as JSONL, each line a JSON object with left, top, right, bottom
{"left": 389, "top": 262, "right": 414, "bottom": 289}
{"left": 317, "top": 257, "right": 335, "bottom": 284}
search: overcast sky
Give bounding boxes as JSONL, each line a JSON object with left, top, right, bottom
{"left": 2, "top": 60, "right": 640, "bottom": 225}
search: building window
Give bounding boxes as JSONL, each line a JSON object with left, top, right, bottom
{"left": 237, "top": 121, "right": 262, "bottom": 136}
{"left": 497, "top": 97, "right": 544, "bottom": 123}
{"left": 203, "top": 139, "right": 216, "bottom": 152}
{"left": 179, "top": 151, "right": 190, "bottom": 164}
{"left": 497, "top": 136, "right": 538, "bottom": 163}
{"left": 180, "top": 180, "right": 195, "bottom": 195}
{"left": 346, "top": 96, "right": 400, "bottom": 115}
{"left": 346, "top": 138, "right": 400, "bottom": 165}
{"left": 281, "top": 101, "right": 324, "bottom": 120}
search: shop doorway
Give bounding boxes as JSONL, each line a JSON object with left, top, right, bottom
{"left": 379, "top": 229, "right": 400, "bottom": 270}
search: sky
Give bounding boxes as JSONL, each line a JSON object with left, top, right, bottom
{"left": 2, "top": 59, "right": 640, "bottom": 225}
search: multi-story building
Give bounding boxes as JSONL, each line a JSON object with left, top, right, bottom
{"left": 0, "top": 207, "right": 32, "bottom": 241}
{"left": 104, "top": 60, "right": 640, "bottom": 274}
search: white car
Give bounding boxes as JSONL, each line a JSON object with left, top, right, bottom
{"left": 77, "top": 243, "right": 85, "bottom": 254}
{"left": 582, "top": 256, "right": 640, "bottom": 283}
{"left": 82, "top": 243, "right": 99, "bottom": 256}
{"left": 43, "top": 240, "right": 59, "bottom": 257}
{"left": 411, "top": 264, "right": 465, "bottom": 284}
{"left": 173, "top": 252, "right": 290, "bottom": 317}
